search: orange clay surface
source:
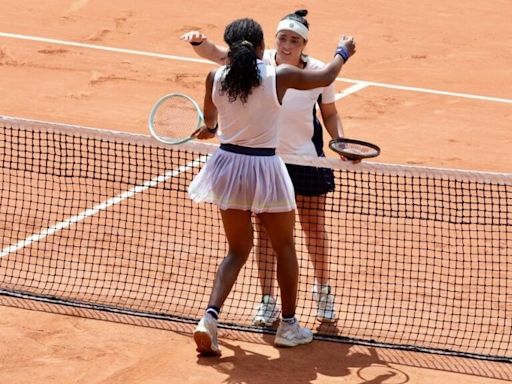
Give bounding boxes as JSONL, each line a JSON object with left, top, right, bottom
{"left": 0, "top": 1, "right": 511, "bottom": 383}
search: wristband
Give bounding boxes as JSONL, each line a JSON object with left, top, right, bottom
{"left": 190, "top": 41, "right": 203, "bottom": 46}
{"left": 335, "top": 46, "right": 350, "bottom": 62}
{"left": 207, "top": 123, "right": 218, "bottom": 133}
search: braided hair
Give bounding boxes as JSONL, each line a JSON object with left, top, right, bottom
{"left": 220, "top": 18, "right": 263, "bottom": 103}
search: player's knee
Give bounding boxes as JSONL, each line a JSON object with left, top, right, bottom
{"left": 271, "top": 238, "right": 295, "bottom": 258}
{"left": 227, "top": 241, "right": 253, "bottom": 261}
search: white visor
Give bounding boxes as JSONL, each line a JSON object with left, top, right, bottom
{"left": 276, "top": 19, "right": 309, "bottom": 41}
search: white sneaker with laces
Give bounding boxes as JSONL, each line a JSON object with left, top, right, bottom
{"left": 274, "top": 319, "right": 313, "bottom": 347}
{"left": 313, "top": 285, "right": 336, "bottom": 322}
{"left": 194, "top": 313, "right": 221, "bottom": 356}
{"left": 252, "top": 295, "right": 280, "bottom": 327}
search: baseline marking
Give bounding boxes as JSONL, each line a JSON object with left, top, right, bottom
{"left": 0, "top": 31, "right": 211, "bottom": 64}
{"left": 1, "top": 31, "right": 511, "bottom": 104}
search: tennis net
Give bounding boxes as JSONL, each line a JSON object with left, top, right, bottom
{"left": 0, "top": 116, "right": 510, "bottom": 362}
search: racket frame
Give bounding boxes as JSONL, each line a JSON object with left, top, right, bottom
{"left": 148, "top": 92, "right": 204, "bottom": 145}
{"left": 328, "top": 138, "right": 381, "bottom": 160}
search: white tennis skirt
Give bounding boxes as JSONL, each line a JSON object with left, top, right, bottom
{"left": 188, "top": 148, "right": 296, "bottom": 213}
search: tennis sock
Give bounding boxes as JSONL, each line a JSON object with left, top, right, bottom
{"left": 281, "top": 315, "right": 296, "bottom": 324}
{"left": 206, "top": 306, "right": 220, "bottom": 320}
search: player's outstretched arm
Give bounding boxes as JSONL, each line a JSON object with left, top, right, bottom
{"left": 276, "top": 35, "right": 356, "bottom": 102}
{"left": 180, "top": 31, "right": 228, "bottom": 65}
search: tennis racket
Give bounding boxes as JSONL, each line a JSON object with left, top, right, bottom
{"left": 328, "top": 138, "right": 381, "bottom": 160}
{"left": 148, "top": 92, "right": 204, "bottom": 145}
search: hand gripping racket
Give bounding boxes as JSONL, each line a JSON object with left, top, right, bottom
{"left": 148, "top": 93, "right": 204, "bottom": 145}
{"left": 328, "top": 138, "right": 381, "bottom": 160}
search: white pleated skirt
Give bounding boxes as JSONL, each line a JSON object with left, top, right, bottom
{"left": 188, "top": 148, "right": 296, "bottom": 213}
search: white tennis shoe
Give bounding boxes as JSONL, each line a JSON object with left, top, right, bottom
{"left": 194, "top": 313, "right": 221, "bottom": 356}
{"left": 253, "top": 295, "right": 280, "bottom": 327}
{"left": 313, "top": 285, "right": 336, "bottom": 322}
{"left": 274, "top": 319, "right": 313, "bottom": 347}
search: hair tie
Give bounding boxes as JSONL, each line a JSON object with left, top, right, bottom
{"left": 240, "top": 40, "right": 253, "bottom": 48}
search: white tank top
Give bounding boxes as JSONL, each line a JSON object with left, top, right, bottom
{"left": 212, "top": 60, "right": 281, "bottom": 148}
{"left": 263, "top": 49, "right": 336, "bottom": 156}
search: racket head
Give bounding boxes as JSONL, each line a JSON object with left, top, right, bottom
{"left": 148, "top": 93, "right": 204, "bottom": 145}
{"left": 328, "top": 138, "right": 381, "bottom": 160}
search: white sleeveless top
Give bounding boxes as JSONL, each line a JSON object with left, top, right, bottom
{"left": 188, "top": 60, "right": 296, "bottom": 213}
{"left": 263, "top": 49, "right": 336, "bottom": 156}
{"left": 212, "top": 60, "right": 281, "bottom": 148}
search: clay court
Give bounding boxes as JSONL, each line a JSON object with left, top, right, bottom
{"left": 1, "top": 1, "right": 511, "bottom": 383}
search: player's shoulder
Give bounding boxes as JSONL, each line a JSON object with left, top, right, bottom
{"left": 263, "top": 49, "right": 277, "bottom": 65}
{"left": 304, "top": 55, "right": 327, "bottom": 69}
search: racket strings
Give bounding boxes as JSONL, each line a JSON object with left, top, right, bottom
{"left": 333, "top": 142, "right": 378, "bottom": 156}
{"left": 153, "top": 98, "right": 200, "bottom": 140}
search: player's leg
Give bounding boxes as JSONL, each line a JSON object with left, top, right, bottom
{"left": 257, "top": 210, "right": 313, "bottom": 347}
{"left": 195, "top": 208, "right": 253, "bottom": 356}
{"left": 253, "top": 217, "right": 280, "bottom": 326}
{"left": 209, "top": 208, "right": 254, "bottom": 306}
{"left": 297, "top": 194, "right": 336, "bottom": 322}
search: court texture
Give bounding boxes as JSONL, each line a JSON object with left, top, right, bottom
{"left": 0, "top": 1, "right": 511, "bottom": 383}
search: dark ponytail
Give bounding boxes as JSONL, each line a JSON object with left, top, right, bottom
{"left": 221, "top": 18, "right": 264, "bottom": 103}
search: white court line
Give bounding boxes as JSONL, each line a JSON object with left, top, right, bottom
{"left": 0, "top": 155, "right": 210, "bottom": 258}
{"left": 1, "top": 31, "right": 511, "bottom": 104}
{"left": 0, "top": 31, "right": 212, "bottom": 64}
{"left": 335, "top": 82, "right": 370, "bottom": 100}
{"left": 341, "top": 79, "right": 512, "bottom": 104}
